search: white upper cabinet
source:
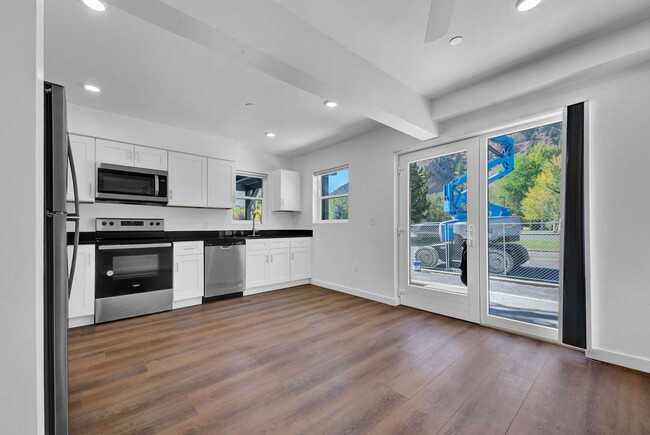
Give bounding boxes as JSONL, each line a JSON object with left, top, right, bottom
{"left": 96, "top": 139, "right": 134, "bottom": 167}
{"left": 67, "top": 135, "right": 95, "bottom": 203}
{"left": 207, "top": 158, "right": 236, "bottom": 209}
{"left": 134, "top": 145, "right": 167, "bottom": 171}
{"left": 168, "top": 152, "right": 208, "bottom": 207}
{"left": 96, "top": 139, "right": 167, "bottom": 171}
{"left": 270, "top": 169, "right": 301, "bottom": 212}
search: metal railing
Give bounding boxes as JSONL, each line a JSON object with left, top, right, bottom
{"left": 410, "top": 221, "right": 560, "bottom": 285}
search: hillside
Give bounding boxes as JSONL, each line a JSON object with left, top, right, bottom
{"left": 414, "top": 122, "right": 562, "bottom": 195}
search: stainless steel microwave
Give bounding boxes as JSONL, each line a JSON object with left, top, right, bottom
{"left": 96, "top": 163, "right": 168, "bottom": 205}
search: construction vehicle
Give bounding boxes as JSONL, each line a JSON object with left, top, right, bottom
{"left": 415, "top": 135, "right": 529, "bottom": 274}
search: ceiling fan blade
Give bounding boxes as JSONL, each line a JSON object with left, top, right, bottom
{"left": 424, "top": 0, "right": 457, "bottom": 43}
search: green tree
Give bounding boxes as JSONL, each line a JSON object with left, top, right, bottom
{"left": 498, "top": 143, "right": 560, "bottom": 216}
{"left": 410, "top": 163, "right": 431, "bottom": 224}
{"left": 330, "top": 197, "right": 349, "bottom": 220}
{"left": 426, "top": 192, "right": 450, "bottom": 222}
{"left": 521, "top": 155, "right": 561, "bottom": 223}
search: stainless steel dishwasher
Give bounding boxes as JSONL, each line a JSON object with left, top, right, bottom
{"left": 204, "top": 239, "right": 246, "bottom": 301}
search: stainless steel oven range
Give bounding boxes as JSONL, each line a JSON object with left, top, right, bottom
{"left": 95, "top": 218, "right": 172, "bottom": 323}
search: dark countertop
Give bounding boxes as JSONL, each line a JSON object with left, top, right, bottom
{"left": 67, "top": 229, "right": 312, "bottom": 245}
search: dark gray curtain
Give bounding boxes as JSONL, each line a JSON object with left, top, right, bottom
{"left": 562, "top": 102, "right": 587, "bottom": 348}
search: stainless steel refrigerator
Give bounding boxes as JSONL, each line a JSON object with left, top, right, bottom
{"left": 44, "top": 82, "right": 80, "bottom": 434}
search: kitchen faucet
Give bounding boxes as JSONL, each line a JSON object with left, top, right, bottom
{"left": 251, "top": 210, "right": 262, "bottom": 236}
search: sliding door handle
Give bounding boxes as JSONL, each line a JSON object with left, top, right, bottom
{"left": 467, "top": 224, "right": 474, "bottom": 247}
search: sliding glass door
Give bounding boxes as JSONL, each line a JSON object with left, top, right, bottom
{"left": 398, "top": 115, "right": 563, "bottom": 341}
{"left": 479, "top": 116, "right": 563, "bottom": 340}
{"left": 398, "top": 138, "right": 480, "bottom": 323}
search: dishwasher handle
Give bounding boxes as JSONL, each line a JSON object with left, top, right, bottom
{"left": 204, "top": 239, "right": 245, "bottom": 247}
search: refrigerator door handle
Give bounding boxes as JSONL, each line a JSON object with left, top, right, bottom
{"left": 67, "top": 138, "right": 81, "bottom": 296}
{"left": 68, "top": 138, "right": 80, "bottom": 218}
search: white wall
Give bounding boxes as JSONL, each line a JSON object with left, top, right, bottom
{"left": 67, "top": 105, "right": 300, "bottom": 231}
{"left": 293, "top": 61, "right": 650, "bottom": 372}
{"left": 0, "top": 0, "right": 44, "bottom": 433}
{"left": 293, "top": 128, "right": 416, "bottom": 305}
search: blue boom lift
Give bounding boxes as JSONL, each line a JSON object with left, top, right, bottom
{"left": 415, "top": 135, "right": 529, "bottom": 274}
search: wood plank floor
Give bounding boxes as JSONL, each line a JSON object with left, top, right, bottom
{"left": 68, "top": 285, "right": 650, "bottom": 434}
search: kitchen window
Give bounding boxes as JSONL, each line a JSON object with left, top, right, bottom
{"left": 315, "top": 166, "right": 349, "bottom": 222}
{"left": 233, "top": 173, "right": 264, "bottom": 221}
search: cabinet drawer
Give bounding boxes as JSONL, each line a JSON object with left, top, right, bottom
{"left": 246, "top": 239, "right": 270, "bottom": 251}
{"left": 174, "top": 241, "right": 203, "bottom": 256}
{"left": 291, "top": 237, "right": 312, "bottom": 248}
{"left": 269, "top": 238, "right": 290, "bottom": 249}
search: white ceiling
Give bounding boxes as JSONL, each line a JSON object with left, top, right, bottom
{"left": 274, "top": 0, "right": 650, "bottom": 98}
{"left": 44, "top": 0, "right": 650, "bottom": 156}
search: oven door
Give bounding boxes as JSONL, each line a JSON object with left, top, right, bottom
{"left": 96, "top": 242, "right": 173, "bottom": 299}
{"left": 96, "top": 164, "right": 168, "bottom": 204}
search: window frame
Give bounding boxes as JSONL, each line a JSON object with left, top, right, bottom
{"left": 314, "top": 165, "right": 349, "bottom": 224}
{"left": 232, "top": 172, "right": 266, "bottom": 224}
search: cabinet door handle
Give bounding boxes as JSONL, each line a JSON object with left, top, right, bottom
{"left": 169, "top": 189, "right": 173, "bottom": 199}
{"left": 270, "top": 254, "right": 273, "bottom": 262}
{"left": 89, "top": 182, "right": 92, "bottom": 197}
{"left": 129, "top": 150, "right": 133, "bottom": 161}
{"left": 265, "top": 255, "right": 269, "bottom": 263}
{"left": 281, "top": 198, "right": 285, "bottom": 206}
{"left": 175, "top": 262, "right": 179, "bottom": 272}
{"left": 291, "top": 252, "right": 294, "bottom": 261}
{"left": 136, "top": 151, "right": 140, "bottom": 163}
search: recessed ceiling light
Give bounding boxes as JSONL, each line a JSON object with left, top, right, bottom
{"left": 449, "top": 36, "right": 463, "bottom": 46}
{"left": 264, "top": 131, "right": 276, "bottom": 138}
{"left": 515, "top": 0, "right": 542, "bottom": 12}
{"left": 82, "top": 0, "right": 106, "bottom": 12}
{"left": 83, "top": 84, "right": 101, "bottom": 92}
{"left": 324, "top": 100, "right": 338, "bottom": 108}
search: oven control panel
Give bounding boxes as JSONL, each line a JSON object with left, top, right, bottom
{"left": 96, "top": 218, "right": 164, "bottom": 232}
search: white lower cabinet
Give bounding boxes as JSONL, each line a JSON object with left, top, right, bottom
{"left": 173, "top": 241, "right": 204, "bottom": 309}
{"left": 290, "top": 247, "right": 312, "bottom": 281}
{"left": 245, "top": 250, "right": 268, "bottom": 288}
{"left": 68, "top": 244, "right": 95, "bottom": 328}
{"left": 268, "top": 247, "right": 291, "bottom": 284}
{"left": 245, "top": 237, "right": 311, "bottom": 292}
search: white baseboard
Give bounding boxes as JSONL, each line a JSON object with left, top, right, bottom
{"left": 310, "top": 279, "right": 399, "bottom": 306}
{"left": 68, "top": 315, "right": 94, "bottom": 329}
{"left": 172, "top": 297, "right": 202, "bottom": 310}
{"left": 244, "top": 279, "right": 311, "bottom": 296}
{"left": 586, "top": 348, "right": 650, "bottom": 373}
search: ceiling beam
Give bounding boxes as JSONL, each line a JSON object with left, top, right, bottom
{"left": 431, "top": 18, "right": 650, "bottom": 121}
{"left": 103, "top": 0, "right": 439, "bottom": 141}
